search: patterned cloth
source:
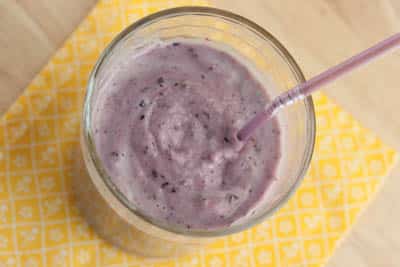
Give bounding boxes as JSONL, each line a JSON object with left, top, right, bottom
{"left": 0, "top": 0, "right": 397, "bottom": 266}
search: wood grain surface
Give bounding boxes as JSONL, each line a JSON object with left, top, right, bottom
{"left": 1, "top": 1, "right": 400, "bottom": 266}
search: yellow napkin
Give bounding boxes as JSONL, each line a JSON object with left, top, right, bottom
{"left": 0, "top": 0, "right": 397, "bottom": 266}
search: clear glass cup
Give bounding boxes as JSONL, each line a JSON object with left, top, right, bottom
{"left": 74, "top": 6, "right": 315, "bottom": 257}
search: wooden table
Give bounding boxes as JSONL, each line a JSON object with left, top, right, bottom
{"left": 1, "top": 1, "right": 399, "bottom": 266}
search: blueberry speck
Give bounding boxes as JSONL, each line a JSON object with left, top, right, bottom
{"left": 139, "top": 115, "right": 145, "bottom": 120}
{"left": 172, "top": 42, "right": 180, "bottom": 46}
{"left": 110, "top": 151, "right": 119, "bottom": 157}
{"left": 201, "top": 74, "right": 205, "bottom": 79}
{"left": 174, "top": 82, "right": 179, "bottom": 87}
{"left": 208, "top": 66, "right": 213, "bottom": 71}
{"left": 186, "top": 224, "right": 191, "bottom": 229}
{"left": 151, "top": 169, "right": 158, "bottom": 178}
{"left": 194, "top": 113, "right": 199, "bottom": 118}
{"left": 272, "top": 128, "right": 280, "bottom": 134}
{"left": 157, "top": 77, "right": 164, "bottom": 84}
{"left": 170, "top": 187, "right": 177, "bottom": 193}
{"left": 159, "top": 92, "right": 164, "bottom": 96}
{"left": 188, "top": 47, "right": 194, "bottom": 53}
{"left": 139, "top": 100, "right": 145, "bottom": 107}
{"left": 224, "top": 137, "right": 231, "bottom": 143}
{"left": 202, "top": 111, "right": 210, "bottom": 119}
{"left": 227, "top": 194, "right": 239, "bottom": 203}
{"left": 161, "top": 182, "right": 169, "bottom": 188}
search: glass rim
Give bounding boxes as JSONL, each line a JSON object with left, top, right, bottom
{"left": 83, "top": 6, "right": 316, "bottom": 238}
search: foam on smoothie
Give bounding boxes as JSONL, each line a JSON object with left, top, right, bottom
{"left": 92, "top": 39, "right": 282, "bottom": 230}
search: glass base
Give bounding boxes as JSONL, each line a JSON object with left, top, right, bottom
{"left": 72, "top": 143, "right": 207, "bottom": 257}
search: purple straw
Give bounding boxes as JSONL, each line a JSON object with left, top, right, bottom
{"left": 237, "top": 32, "right": 400, "bottom": 142}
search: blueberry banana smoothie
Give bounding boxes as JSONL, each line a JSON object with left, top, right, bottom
{"left": 92, "top": 39, "right": 282, "bottom": 230}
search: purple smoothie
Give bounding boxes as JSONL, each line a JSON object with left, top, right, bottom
{"left": 92, "top": 39, "right": 282, "bottom": 230}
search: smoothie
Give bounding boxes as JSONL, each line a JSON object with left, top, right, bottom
{"left": 92, "top": 39, "right": 282, "bottom": 230}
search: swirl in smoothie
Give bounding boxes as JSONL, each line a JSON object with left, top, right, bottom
{"left": 92, "top": 40, "right": 281, "bottom": 229}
